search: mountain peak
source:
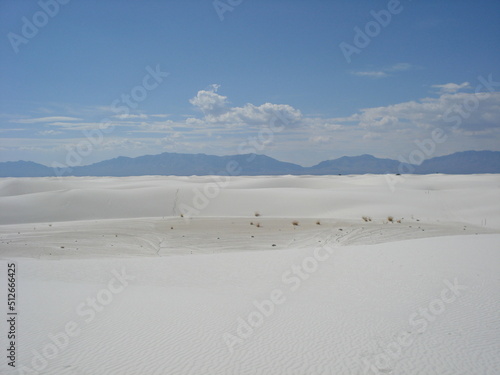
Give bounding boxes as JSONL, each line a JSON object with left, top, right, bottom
{"left": 1, "top": 151, "right": 499, "bottom": 177}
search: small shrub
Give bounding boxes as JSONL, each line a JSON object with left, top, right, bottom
{"left": 292, "top": 221, "right": 299, "bottom": 226}
{"left": 316, "top": 220, "right": 321, "bottom": 225}
{"left": 250, "top": 222, "right": 254, "bottom": 225}
{"left": 387, "top": 216, "right": 394, "bottom": 223}
{"left": 254, "top": 212, "right": 261, "bottom": 217}
{"left": 256, "top": 223, "right": 261, "bottom": 228}
{"left": 362, "top": 216, "right": 372, "bottom": 222}
{"left": 180, "top": 214, "right": 184, "bottom": 218}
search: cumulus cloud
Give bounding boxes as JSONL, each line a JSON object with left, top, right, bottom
{"left": 189, "top": 84, "right": 228, "bottom": 115}
{"left": 339, "top": 90, "right": 500, "bottom": 132}
{"left": 210, "top": 102, "right": 302, "bottom": 127}
{"left": 189, "top": 84, "right": 302, "bottom": 128}
{"left": 8, "top": 81, "right": 499, "bottom": 164}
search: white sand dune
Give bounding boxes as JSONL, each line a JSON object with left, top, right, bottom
{"left": 0, "top": 175, "right": 499, "bottom": 374}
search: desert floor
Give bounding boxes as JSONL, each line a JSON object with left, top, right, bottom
{"left": 0, "top": 174, "right": 499, "bottom": 374}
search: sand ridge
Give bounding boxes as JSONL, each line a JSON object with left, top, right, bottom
{"left": 0, "top": 175, "right": 499, "bottom": 374}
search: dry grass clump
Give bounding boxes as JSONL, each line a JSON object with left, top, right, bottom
{"left": 387, "top": 216, "right": 394, "bottom": 223}
{"left": 292, "top": 221, "right": 299, "bottom": 226}
{"left": 362, "top": 216, "right": 372, "bottom": 222}
{"left": 254, "top": 212, "right": 261, "bottom": 217}
{"left": 256, "top": 222, "right": 261, "bottom": 228}
{"left": 316, "top": 220, "right": 321, "bottom": 225}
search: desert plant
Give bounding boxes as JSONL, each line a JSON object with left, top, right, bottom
{"left": 256, "top": 222, "right": 261, "bottom": 228}
{"left": 387, "top": 216, "right": 394, "bottom": 223}
{"left": 292, "top": 221, "right": 299, "bottom": 226}
{"left": 362, "top": 216, "right": 372, "bottom": 222}
{"left": 250, "top": 222, "right": 254, "bottom": 225}
{"left": 254, "top": 212, "right": 261, "bottom": 217}
{"left": 316, "top": 220, "right": 321, "bottom": 225}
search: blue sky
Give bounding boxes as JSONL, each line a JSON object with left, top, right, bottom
{"left": 1, "top": 0, "right": 499, "bottom": 167}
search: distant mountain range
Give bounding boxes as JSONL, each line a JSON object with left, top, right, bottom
{"left": 0, "top": 150, "right": 499, "bottom": 177}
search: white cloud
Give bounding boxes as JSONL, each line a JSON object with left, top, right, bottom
{"left": 363, "top": 132, "right": 382, "bottom": 140}
{"left": 309, "top": 135, "right": 333, "bottom": 144}
{"left": 101, "top": 139, "right": 145, "bottom": 150}
{"left": 188, "top": 84, "right": 302, "bottom": 128}
{"left": 112, "top": 114, "right": 149, "bottom": 120}
{"left": 387, "top": 63, "right": 413, "bottom": 72}
{"left": 12, "top": 116, "right": 83, "bottom": 124}
{"left": 352, "top": 71, "right": 388, "bottom": 79}
{"left": 339, "top": 91, "right": 500, "bottom": 132}
{"left": 46, "top": 120, "right": 146, "bottom": 130}
{"left": 47, "top": 122, "right": 113, "bottom": 130}
{"left": 9, "top": 82, "right": 499, "bottom": 164}
{"left": 431, "top": 82, "right": 471, "bottom": 94}
{"left": 352, "top": 63, "right": 415, "bottom": 78}
{"left": 189, "top": 84, "right": 228, "bottom": 115}
{"left": 211, "top": 102, "right": 302, "bottom": 127}
{"left": 0, "top": 128, "right": 25, "bottom": 133}
{"left": 38, "top": 130, "right": 63, "bottom": 136}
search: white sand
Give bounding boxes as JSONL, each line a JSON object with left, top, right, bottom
{"left": 0, "top": 174, "right": 499, "bottom": 374}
